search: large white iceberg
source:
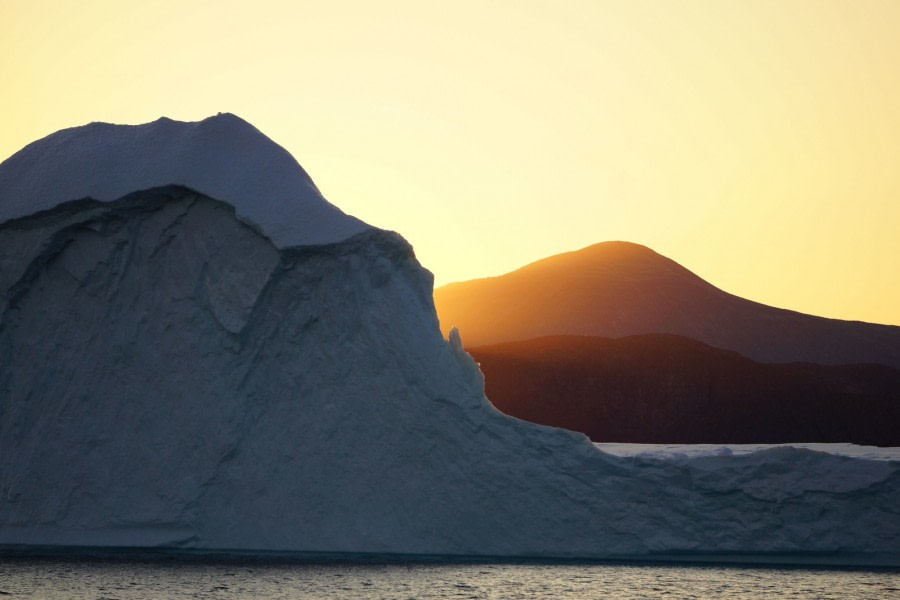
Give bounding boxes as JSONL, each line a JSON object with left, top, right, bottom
{"left": 0, "top": 115, "right": 897, "bottom": 566}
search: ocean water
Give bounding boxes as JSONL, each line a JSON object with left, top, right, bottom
{"left": 1, "top": 557, "right": 898, "bottom": 599}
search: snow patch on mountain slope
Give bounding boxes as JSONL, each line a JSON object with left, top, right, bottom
{"left": 0, "top": 114, "right": 368, "bottom": 247}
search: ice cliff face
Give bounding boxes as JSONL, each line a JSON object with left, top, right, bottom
{"left": 0, "top": 117, "right": 898, "bottom": 565}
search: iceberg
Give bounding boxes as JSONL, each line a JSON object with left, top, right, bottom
{"left": 0, "top": 115, "right": 897, "bottom": 566}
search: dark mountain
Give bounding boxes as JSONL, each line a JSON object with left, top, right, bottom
{"left": 470, "top": 334, "right": 900, "bottom": 445}
{"left": 435, "top": 241, "right": 900, "bottom": 368}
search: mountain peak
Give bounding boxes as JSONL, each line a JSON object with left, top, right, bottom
{"left": 506, "top": 240, "right": 695, "bottom": 285}
{"left": 580, "top": 240, "right": 656, "bottom": 253}
{"left": 547, "top": 240, "right": 671, "bottom": 263}
{"left": 434, "top": 242, "right": 900, "bottom": 366}
{"left": 0, "top": 114, "right": 370, "bottom": 247}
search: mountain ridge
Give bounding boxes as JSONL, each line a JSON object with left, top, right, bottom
{"left": 435, "top": 241, "right": 900, "bottom": 367}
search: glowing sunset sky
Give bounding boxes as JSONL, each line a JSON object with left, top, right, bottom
{"left": 2, "top": 0, "right": 899, "bottom": 325}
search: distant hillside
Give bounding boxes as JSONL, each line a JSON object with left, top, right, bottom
{"left": 435, "top": 242, "right": 900, "bottom": 368}
{"left": 470, "top": 334, "right": 900, "bottom": 446}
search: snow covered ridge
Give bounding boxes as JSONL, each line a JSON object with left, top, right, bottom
{"left": 0, "top": 113, "right": 370, "bottom": 246}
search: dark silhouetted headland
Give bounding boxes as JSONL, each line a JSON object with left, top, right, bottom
{"left": 470, "top": 334, "right": 900, "bottom": 446}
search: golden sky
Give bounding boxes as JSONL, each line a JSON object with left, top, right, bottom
{"left": 2, "top": 0, "right": 899, "bottom": 325}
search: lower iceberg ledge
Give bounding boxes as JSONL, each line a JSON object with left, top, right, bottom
{"left": 1, "top": 186, "right": 898, "bottom": 567}
{"left": 2, "top": 444, "right": 898, "bottom": 567}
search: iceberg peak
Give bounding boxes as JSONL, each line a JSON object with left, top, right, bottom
{"left": 0, "top": 114, "right": 370, "bottom": 247}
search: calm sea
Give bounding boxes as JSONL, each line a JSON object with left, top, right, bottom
{"left": 1, "top": 557, "right": 898, "bottom": 599}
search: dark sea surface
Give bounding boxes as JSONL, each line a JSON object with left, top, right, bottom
{"left": 1, "top": 556, "right": 898, "bottom": 599}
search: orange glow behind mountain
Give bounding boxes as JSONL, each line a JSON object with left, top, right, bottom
{"left": 3, "top": 1, "right": 900, "bottom": 325}
{"left": 434, "top": 241, "right": 900, "bottom": 368}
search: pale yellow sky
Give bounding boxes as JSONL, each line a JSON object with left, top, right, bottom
{"left": 2, "top": 0, "right": 899, "bottom": 325}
